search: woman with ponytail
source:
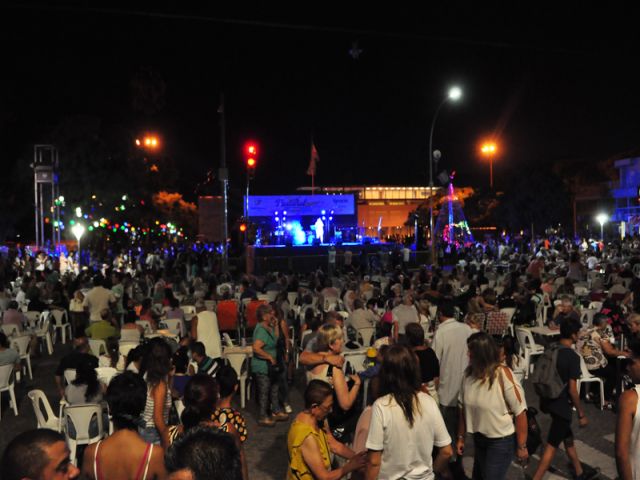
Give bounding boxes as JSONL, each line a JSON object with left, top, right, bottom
{"left": 81, "top": 372, "right": 167, "bottom": 479}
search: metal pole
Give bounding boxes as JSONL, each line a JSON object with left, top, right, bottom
{"left": 245, "top": 179, "right": 250, "bottom": 244}
{"left": 34, "top": 173, "right": 39, "bottom": 250}
{"left": 51, "top": 184, "right": 55, "bottom": 249}
{"left": 428, "top": 98, "right": 447, "bottom": 267}
{"left": 490, "top": 156, "right": 494, "bottom": 189}
{"left": 218, "top": 93, "right": 229, "bottom": 270}
{"left": 38, "top": 184, "right": 44, "bottom": 248}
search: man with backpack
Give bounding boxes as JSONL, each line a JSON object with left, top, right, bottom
{"left": 531, "top": 317, "right": 588, "bottom": 480}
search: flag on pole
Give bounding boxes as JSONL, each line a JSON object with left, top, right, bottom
{"left": 307, "top": 142, "right": 320, "bottom": 176}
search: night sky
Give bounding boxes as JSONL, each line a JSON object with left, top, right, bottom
{"left": 3, "top": 4, "right": 640, "bottom": 204}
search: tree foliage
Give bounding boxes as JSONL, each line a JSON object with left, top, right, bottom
{"left": 495, "top": 165, "right": 571, "bottom": 231}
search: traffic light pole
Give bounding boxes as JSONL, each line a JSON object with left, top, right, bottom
{"left": 244, "top": 178, "right": 250, "bottom": 243}
{"left": 218, "top": 93, "right": 229, "bottom": 270}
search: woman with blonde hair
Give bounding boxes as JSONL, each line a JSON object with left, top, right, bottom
{"left": 307, "top": 324, "right": 362, "bottom": 412}
{"left": 457, "top": 332, "right": 528, "bottom": 480}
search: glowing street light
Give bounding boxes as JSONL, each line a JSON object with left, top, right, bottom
{"left": 428, "top": 85, "right": 463, "bottom": 265}
{"left": 71, "top": 223, "right": 86, "bottom": 266}
{"left": 596, "top": 213, "right": 609, "bottom": 242}
{"left": 480, "top": 141, "right": 498, "bottom": 189}
{"left": 136, "top": 135, "right": 160, "bottom": 150}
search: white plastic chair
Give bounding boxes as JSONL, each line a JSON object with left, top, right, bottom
{"left": 588, "top": 301, "right": 603, "bottom": 311}
{"left": 35, "top": 313, "right": 53, "bottom": 355}
{"left": 160, "top": 318, "right": 183, "bottom": 337}
{"left": 225, "top": 351, "right": 249, "bottom": 408}
{"left": 88, "top": 339, "right": 107, "bottom": 357}
{"left": 287, "top": 292, "right": 298, "bottom": 306}
{"left": 63, "top": 403, "right": 105, "bottom": 465}
{"left": 11, "top": 335, "right": 32, "bottom": 381}
{"left": 51, "top": 310, "right": 72, "bottom": 344}
{"left": 120, "top": 328, "right": 141, "bottom": 343}
{"left": 64, "top": 369, "right": 77, "bottom": 385}
{"left": 118, "top": 341, "right": 138, "bottom": 357}
{"left": 265, "top": 290, "right": 279, "bottom": 303}
{"left": 174, "top": 398, "right": 185, "bottom": 418}
{"left": 1, "top": 324, "right": 19, "bottom": 337}
{"left": 356, "top": 326, "right": 375, "bottom": 347}
{"left": 515, "top": 327, "right": 545, "bottom": 378}
{"left": 343, "top": 351, "right": 367, "bottom": 373}
{"left": 95, "top": 367, "right": 118, "bottom": 386}
{"left": 135, "top": 320, "right": 152, "bottom": 334}
{"left": 181, "top": 305, "right": 196, "bottom": 323}
{"left": 24, "top": 311, "right": 40, "bottom": 328}
{"left": 296, "top": 329, "right": 313, "bottom": 369}
{"left": 28, "top": 389, "right": 61, "bottom": 431}
{"left": 577, "top": 354, "right": 604, "bottom": 409}
{"left": 0, "top": 364, "right": 18, "bottom": 417}
{"left": 581, "top": 308, "right": 597, "bottom": 328}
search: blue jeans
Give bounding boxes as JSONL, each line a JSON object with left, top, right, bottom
{"left": 255, "top": 373, "right": 282, "bottom": 419}
{"left": 472, "top": 432, "right": 515, "bottom": 480}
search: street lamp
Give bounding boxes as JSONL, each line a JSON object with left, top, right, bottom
{"left": 428, "top": 85, "right": 463, "bottom": 265}
{"left": 596, "top": 213, "right": 609, "bottom": 242}
{"left": 71, "top": 223, "right": 85, "bottom": 266}
{"left": 480, "top": 141, "right": 498, "bottom": 189}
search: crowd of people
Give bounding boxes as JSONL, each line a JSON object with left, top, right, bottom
{"left": 3, "top": 235, "right": 640, "bottom": 479}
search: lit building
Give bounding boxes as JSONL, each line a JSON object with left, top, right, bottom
{"left": 297, "top": 185, "right": 473, "bottom": 238}
{"left": 611, "top": 157, "right": 640, "bottom": 235}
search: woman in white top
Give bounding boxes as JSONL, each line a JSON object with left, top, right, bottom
{"left": 615, "top": 340, "right": 640, "bottom": 480}
{"left": 365, "top": 344, "right": 453, "bottom": 480}
{"left": 98, "top": 337, "right": 126, "bottom": 371}
{"left": 457, "top": 332, "right": 528, "bottom": 480}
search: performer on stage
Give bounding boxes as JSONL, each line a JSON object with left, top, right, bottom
{"left": 315, "top": 217, "right": 325, "bottom": 244}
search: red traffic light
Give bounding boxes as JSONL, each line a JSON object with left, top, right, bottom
{"left": 245, "top": 143, "right": 258, "bottom": 156}
{"left": 239, "top": 223, "right": 247, "bottom": 232}
{"left": 247, "top": 157, "right": 256, "bottom": 167}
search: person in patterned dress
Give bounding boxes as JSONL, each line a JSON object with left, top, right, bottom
{"left": 212, "top": 365, "right": 248, "bottom": 443}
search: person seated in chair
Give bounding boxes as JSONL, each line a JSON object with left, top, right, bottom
{"left": 188, "top": 341, "right": 222, "bottom": 378}
{"left": 85, "top": 308, "right": 119, "bottom": 341}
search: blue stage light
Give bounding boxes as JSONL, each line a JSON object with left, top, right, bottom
{"left": 283, "top": 211, "right": 287, "bottom": 215}
{"left": 275, "top": 217, "right": 279, "bottom": 221}
{"left": 329, "top": 216, "right": 333, "bottom": 221}
{"left": 321, "top": 210, "right": 326, "bottom": 215}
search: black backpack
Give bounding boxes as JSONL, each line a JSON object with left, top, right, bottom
{"left": 530, "top": 343, "right": 569, "bottom": 399}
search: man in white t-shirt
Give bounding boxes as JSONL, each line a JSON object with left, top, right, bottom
{"left": 431, "top": 301, "right": 472, "bottom": 470}
{"left": 82, "top": 275, "right": 116, "bottom": 323}
{"left": 391, "top": 293, "right": 419, "bottom": 341}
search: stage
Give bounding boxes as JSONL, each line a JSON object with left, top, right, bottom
{"left": 247, "top": 241, "right": 396, "bottom": 274}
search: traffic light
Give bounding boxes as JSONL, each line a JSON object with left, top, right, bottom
{"left": 245, "top": 142, "right": 258, "bottom": 178}
{"left": 239, "top": 222, "right": 247, "bottom": 233}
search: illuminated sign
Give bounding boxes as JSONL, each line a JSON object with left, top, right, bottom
{"left": 246, "top": 195, "right": 355, "bottom": 217}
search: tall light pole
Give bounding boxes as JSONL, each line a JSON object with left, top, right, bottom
{"left": 72, "top": 223, "right": 85, "bottom": 266}
{"left": 428, "top": 85, "right": 462, "bottom": 266}
{"left": 481, "top": 141, "right": 497, "bottom": 189}
{"left": 596, "top": 213, "right": 608, "bottom": 242}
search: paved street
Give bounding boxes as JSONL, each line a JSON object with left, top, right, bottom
{"left": 0, "top": 341, "right": 622, "bottom": 479}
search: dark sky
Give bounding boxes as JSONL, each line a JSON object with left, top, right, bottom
{"left": 3, "top": 3, "right": 640, "bottom": 201}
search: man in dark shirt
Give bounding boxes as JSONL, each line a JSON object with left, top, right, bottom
{"left": 54, "top": 337, "right": 98, "bottom": 399}
{"left": 533, "top": 318, "right": 588, "bottom": 480}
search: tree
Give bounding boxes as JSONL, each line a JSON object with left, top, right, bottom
{"left": 495, "top": 166, "right": 571, "bottom": 233}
